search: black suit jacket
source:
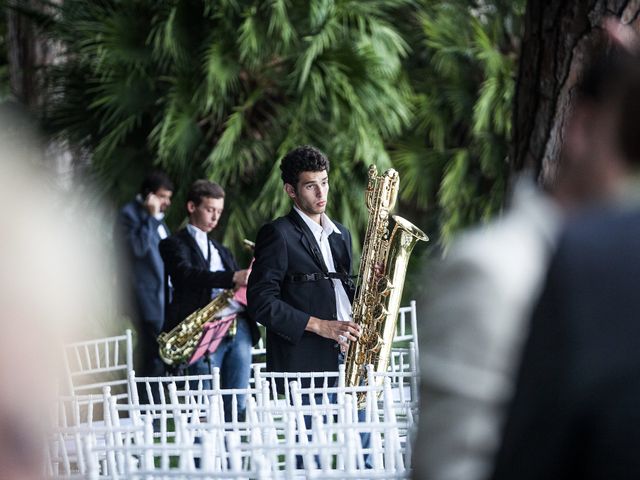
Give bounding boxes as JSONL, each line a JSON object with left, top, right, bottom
{"left": 247, "top": 209, "right": 355, "bottom": 376}
{"left": 491, "top": 206, "right": 640, "bottom": 480}
{"left": 159, "top": 228, "right": 260, "bottom": 345}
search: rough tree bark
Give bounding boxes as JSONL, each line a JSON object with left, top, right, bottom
{"left": 511, "top": 0, "right": 640, "bottom": 187}
{"left": 6, "top": 1, "right": 78, "bottom": 186}
{"left": 6, "top": 0, "right": 61, "bottom": 110}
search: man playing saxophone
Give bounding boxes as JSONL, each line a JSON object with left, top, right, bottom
{"left": 160, "top": 180, "right": 261, "bottom": 420}
{"left": 247, "top": 145, "right": 361, "bottom": 385}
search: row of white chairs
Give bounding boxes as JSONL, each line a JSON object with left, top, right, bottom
{"left": 51, "top": 346, "right": 418, "bottom": 478}
{"left": 62, "top": 302, "right": 418, "bottom": 399}
{"left": 50, "top": 373, "right": 414, "bottom": 478}
{"left": 57, "top": 346, "right": 418, "bottom": 431}
{"left": 54, "top": 302, "right": 419, "bottom": 478}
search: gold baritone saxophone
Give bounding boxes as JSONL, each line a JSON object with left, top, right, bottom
{"left": 157, "top": 239, "right": 255, "bottom": 366}
{"left": 345, "top": 165, "right": 428, "bottom": 405}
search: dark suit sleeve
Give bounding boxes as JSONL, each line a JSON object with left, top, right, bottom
{"left": 247, "top": 223, "right": 310, "bottom": 344}
{"left": 490, "top": 252, "right": 574, "bottom": 480}
{"left": 160, "top": 236, "right": 235, "bottom": 289}
{"left": 341, "top": 226, "right": 355, "bottom": 298}
{"left": 118, "top": 205, "right": 160, "bottom": 258}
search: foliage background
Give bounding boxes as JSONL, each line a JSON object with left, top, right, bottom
{"left": 11, "top": 0, "right": 526, "bottom": 299}
{"left": 0, "top": 6, "right": 9, "bottom": 99}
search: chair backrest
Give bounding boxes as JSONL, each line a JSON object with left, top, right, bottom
{"left": 127, "top": 369, "right": 218, "bottom": 405}
{"left": 63, "top": 330, "right": 133, "bottom": 401}
{"left": 55, "top": 394, "right": 108, "bottom": 428}
{"left": 393, "top": 300, "right": 419, "bottom": 351}
{"left": 250, "top": 326, "right": 267, "bottom": 377}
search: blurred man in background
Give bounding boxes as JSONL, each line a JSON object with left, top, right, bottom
{"left": 117, "top": 171, "right": 173, "bottom": 381}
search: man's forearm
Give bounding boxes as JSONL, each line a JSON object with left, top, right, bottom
{"left": 305, "top": 316, "right": 319, "bottom": 333}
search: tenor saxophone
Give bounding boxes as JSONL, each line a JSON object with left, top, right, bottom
{"left": 157, "top": 289, "right": 235, "bottom": 366}
{"left": 157, "top": 239, "right": 255, "bottom": 366}
{"left": 345, "top": 165, "right": 428, "bottom": 405}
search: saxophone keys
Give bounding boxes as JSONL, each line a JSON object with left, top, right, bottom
{"left": 375, "top": 276, "right": 393, "bottom": 296}
{"left": 372, "top": 304, "right": 387, "bottom": 322}
{"left": 363, "top": 292, "right": 377, "bottom": 307}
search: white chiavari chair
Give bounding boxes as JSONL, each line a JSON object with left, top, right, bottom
{"left": 63, "top": 330, "right": 133, "bottom": 401}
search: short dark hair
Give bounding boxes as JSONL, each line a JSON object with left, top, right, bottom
{"left": 140, "top": 170, "right": 174, "bottom": 196}
{"left": 280, "top": 145, "right": 330, "bottom": 187}
{"left": 186, "top": 179, "right": 225, "bottom": 207}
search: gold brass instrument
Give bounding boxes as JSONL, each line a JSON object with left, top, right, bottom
{"left": 345, "top": 165, "right": 428, "bottom": 405}
{"left": 157, "top": 239, "right": 255, "bottom": 366}
{"left": 158, "top": 290, "right": 235, "bottom": 365}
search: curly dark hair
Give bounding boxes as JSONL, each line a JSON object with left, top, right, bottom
{"left": 280, "top": 145, "right": 330, "bottom": 188}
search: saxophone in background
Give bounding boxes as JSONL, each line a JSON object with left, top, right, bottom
{"left": 157, "top": 240, "right": 254, "bottom": 366}
{"left": 345, "top": 165, "right": 428, "bottom": 405}
{"left": 157, "top": 289, "right": 235, "bottom": 366}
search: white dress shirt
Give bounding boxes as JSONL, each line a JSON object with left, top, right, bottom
{"left": 293, "top": 206, "right": 352, "bottom": 322}
{"left": 186, "top": 224, "right": 243, "bottom": 316}
{"left": 157, "top": 224, "right": 168, "bottom": 240}
{"left": 186, "top": 223, "right": 225, "bottom": 273}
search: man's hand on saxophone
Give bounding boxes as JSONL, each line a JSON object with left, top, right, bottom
{"left": 305, "top": 317, "right": 361, "bottom": 351}
{"left": 232, "top": 268, "right": 250, "bottom": 287}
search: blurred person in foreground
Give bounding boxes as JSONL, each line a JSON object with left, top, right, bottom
{"left": 116, "top": 170, "right": 173, "bottom": 381}
{"left": 0, "top": 103, "right": 120, "bottom": 478}
{"left": 490, "top": 49, "right": 640, "bottom": 480}
{"left": 413, "top": 40, "right": 637, "bottom": 480}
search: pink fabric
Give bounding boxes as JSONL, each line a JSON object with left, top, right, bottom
{"left": 233, "top": 258, "right": 254, "bottom": 306}
{"left": 233, "top": 287, "right": 247, "bottom": 306}
{"left": 188, "top": 259, "right": 254, "bottom": 365}
{"left": 188, "top": 315, "right": 236, "bottom": 365}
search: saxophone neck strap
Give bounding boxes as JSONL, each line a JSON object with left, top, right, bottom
{"left": 286, "top": 272, "right": 356, "bottom": 283}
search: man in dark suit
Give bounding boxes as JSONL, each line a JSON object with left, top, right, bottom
{"left": 247, "top": 145, "right": 361, "bottom": 385}
{"left": 490, "top": 53, "right": 640, "bottom": 480}
{"left": 117, "top": 170, "right": 173, "bottom": 380}
{"left": 160, "top": 180, "right": 260, "bottom": 419}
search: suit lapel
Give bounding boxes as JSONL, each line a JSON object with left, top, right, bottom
{"left": 180, "top": 229, "right": 209, "bottom": 269}
{"left": 287, "top": 210, "right": 329, "bottom": 272}
{"left": 211, "top": 239, "right": 235, "bottom": 271}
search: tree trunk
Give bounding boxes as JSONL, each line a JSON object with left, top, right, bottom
{"left": 6, "top": 0, "right": 61, "bottom": 110}
{"left": 6, "top": 1, "right": 77, "bottom": 186}
{"left": 511, "top": 0, "right": 640, "bottom": 187}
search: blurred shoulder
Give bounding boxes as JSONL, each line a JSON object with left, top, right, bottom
{"left": 160, "top": 228, "right": 188, "bottom": 248}
{"left": 556, "top": 204, "right": 640, "bottom": 264}
{"left": 119, "top": 200, "right": 141, "bottom": 218}
{"left": 441, "top": 202, "right": 559, "bottom": 294}
{"left": 260, "top": 215, "right": 296, "bottom": 236}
